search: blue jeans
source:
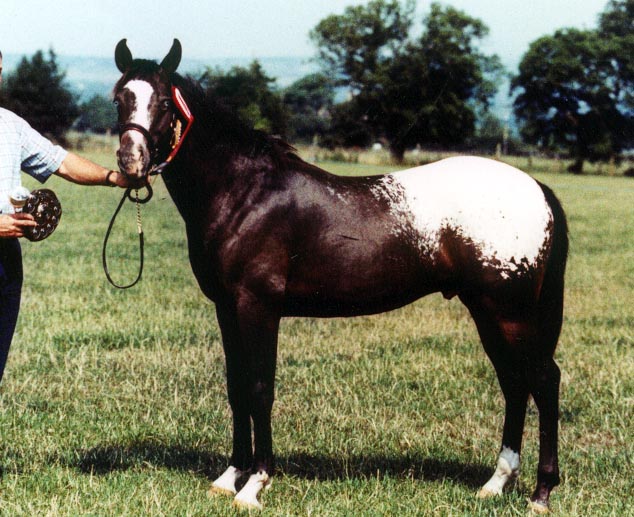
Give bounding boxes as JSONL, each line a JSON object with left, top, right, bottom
{"left": 0, "top": 239, "right": 22, "bottom": 383}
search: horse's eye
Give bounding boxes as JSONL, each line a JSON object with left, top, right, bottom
{"left": 162, "top": 100, "right": 171, "bottom": 110}
{"left": 113, "top": 100, "right": 120, "bottom": 108}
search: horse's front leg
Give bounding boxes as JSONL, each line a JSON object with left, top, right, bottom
{"left": 212, "top": 296, "right": 280, "bottom": 510}
{"left": 210, "top": 304, "right": 253, "bottom": 497}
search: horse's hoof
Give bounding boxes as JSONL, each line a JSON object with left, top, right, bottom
{"left": 528, "top": 499, "right": 550, "bottom": 514}
{"left": 232, "top": 470, "right": 270, "bottom": 511}
{"left": 476, "top": 487, "right": 500, "bottom": 499}
{"left": 208, "top": 485, "right": 236, "bottom": 497}
{"left": 209, "top": 466, "right": 241, "bottom": 497}
{"left": 232, "top": 497, "right": 263, "bottom": 511}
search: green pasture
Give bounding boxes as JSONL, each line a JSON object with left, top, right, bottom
{"left": 0, "top": 150, "right": 632, "bottom": 515}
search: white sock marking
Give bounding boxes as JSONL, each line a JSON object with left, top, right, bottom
{"left": 233, "top": 470, "right": 271, "bottom": 510}
{"left": 479, "top": 446, "right": 520, "bottom": 497}
{"left": 211, "top": 466, "right": 242, "bottom": 495}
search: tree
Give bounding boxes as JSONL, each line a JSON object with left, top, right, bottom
{"left": 599, "top": 0, "right": 634, "bottom": 111}
{"left": 76, "top": 94, "right": 117, "bottom": 134}
{"left": 311, "top": 0, "right": 414, "bottom": 91}
{"left": 471, "top": 112, "right": 506, "bottom": 153}
{"left": 512, "top": 1, "right": 634, "bottom": 172}
{"left": 199, "top": 61, "right": 288, "bottom": 136}
{"left": 0, "top": 49, "right": 78, "bottom": 143}
{"left": 310, "top": 1, "right": 502, "bottom": 161}
{"left": 283, "top": 73, "right": 335, "bottom": 142}
{"left": 322, "top": 101, "right": 373, "bottom": 149}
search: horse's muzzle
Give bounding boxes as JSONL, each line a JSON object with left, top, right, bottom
{"left": 117, "top": 130, "right": 151, "bottom": 178}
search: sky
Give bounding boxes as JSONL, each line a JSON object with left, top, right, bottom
{"left": 2, "top": 0, "right": 611, "bottom": 69}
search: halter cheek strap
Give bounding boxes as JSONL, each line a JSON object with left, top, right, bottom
{"left": 149, "top": 86, "right": 194, "bottom": 176}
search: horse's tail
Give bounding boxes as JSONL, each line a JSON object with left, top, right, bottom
{"left": 537, "top": 182, "right": 569, "bottom": 348}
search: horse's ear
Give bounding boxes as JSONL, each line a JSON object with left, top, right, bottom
{"left": 160, "top": 39, "right": 182, "bottom": 74}
{"left": 115, "top": 39, "right": 133, "bottom": 72}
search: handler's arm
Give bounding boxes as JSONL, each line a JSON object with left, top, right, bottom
{"left": 54, "top": 152, "right": 129, "bottom": 187}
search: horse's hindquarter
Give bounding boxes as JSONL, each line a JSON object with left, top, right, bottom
{"left": 387, "top": 157, "right": 554, "bottom": 295}
{"left": 283, "top": 157, "right": 554, "bottom": 316}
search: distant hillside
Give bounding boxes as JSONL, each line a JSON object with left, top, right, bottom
{"left": 2, "top": 53, "right": 319, "bottom": 101}
{"left": 2, "top": 53, "right": 515, "bottom": 128}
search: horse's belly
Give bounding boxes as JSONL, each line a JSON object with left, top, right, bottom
{"left": 283, "top": 243, "right": 440, "bottom": 317}
{"left": 282, "top": 284, "right": 435, "bottom": 318}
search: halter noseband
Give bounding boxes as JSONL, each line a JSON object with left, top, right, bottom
{"left": 118, "top": 85, "right": 194, "bottom": 176}
{"left": 118, "top": 121, "right": 157, "bottom": 152}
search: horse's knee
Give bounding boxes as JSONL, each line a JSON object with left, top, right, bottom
{"left": 249, "top": 380, "right": 274, "bottom": 411}
{"left": 529, "top": 359, "right": 560, "bottom": 401}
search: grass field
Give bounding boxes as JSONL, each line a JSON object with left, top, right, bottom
{"left": 1, "top": 149, "right": 632, "bottom": 515}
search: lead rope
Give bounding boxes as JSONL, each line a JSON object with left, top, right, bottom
{"left": 103, "top": 86, "right": 193, "bottom": 289}
{"left": 102, "top": 186, "right": 151, "bottom": 289}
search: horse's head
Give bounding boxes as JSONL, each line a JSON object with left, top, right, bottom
{"left": 113, "top": 38, "right": 182, "bottom": 179}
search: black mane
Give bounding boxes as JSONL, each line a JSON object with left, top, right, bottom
{"left": 170, "top": 71, "right": 304, "bottom": 169}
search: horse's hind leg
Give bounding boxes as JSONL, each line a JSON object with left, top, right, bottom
{"left": 527, "top": 355, "right": 561, "bottom": 513}
{"left": 463, "top": 296, "right": 561, "bottom": 513}
{"left": 478, "top": 367, "right": 528, "bottom": 499}
{"left": 464, "top": 300, "right": 528, "bottom": 498}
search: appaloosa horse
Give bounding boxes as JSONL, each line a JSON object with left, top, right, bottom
{"left": 113, "top": 39, "right": 568, "bottom": 513}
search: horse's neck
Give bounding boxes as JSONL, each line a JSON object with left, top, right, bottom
{"left": 161, "top": 156, "right": 208, "bottom": 223}
{"left": 162, "top": 144, "right": 238, "bottom": 225}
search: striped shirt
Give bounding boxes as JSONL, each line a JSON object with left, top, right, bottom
{"left": 0, "top": 107, "right": 67, "bottom": 213}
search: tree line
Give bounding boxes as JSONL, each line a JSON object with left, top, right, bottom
{"left": 2, "top": 0, "right": 634, "bottom": 172}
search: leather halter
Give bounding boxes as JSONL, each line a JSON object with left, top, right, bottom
{"left": 118, "top": 122, "right": 153, "bottom": 143}
{"left": 118, "top": 86, "right": 194, "bottom": 176}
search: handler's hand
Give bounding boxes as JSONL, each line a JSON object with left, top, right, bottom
{"left": 0, "top": 213, "right": 37, "bottom": 238}
{"left": 107, "top": 170, "right": 148, "bottom": 190}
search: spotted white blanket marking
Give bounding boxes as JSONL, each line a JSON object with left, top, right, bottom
{"left": 373, "top": 157, "right": 553, "bottom": 276}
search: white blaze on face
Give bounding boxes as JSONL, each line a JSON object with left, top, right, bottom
{"left": 122, "top": 79, "right": 155, "bottom": 147}
{"left": 374, "top": 157, "right": 553, "bottom": 274}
